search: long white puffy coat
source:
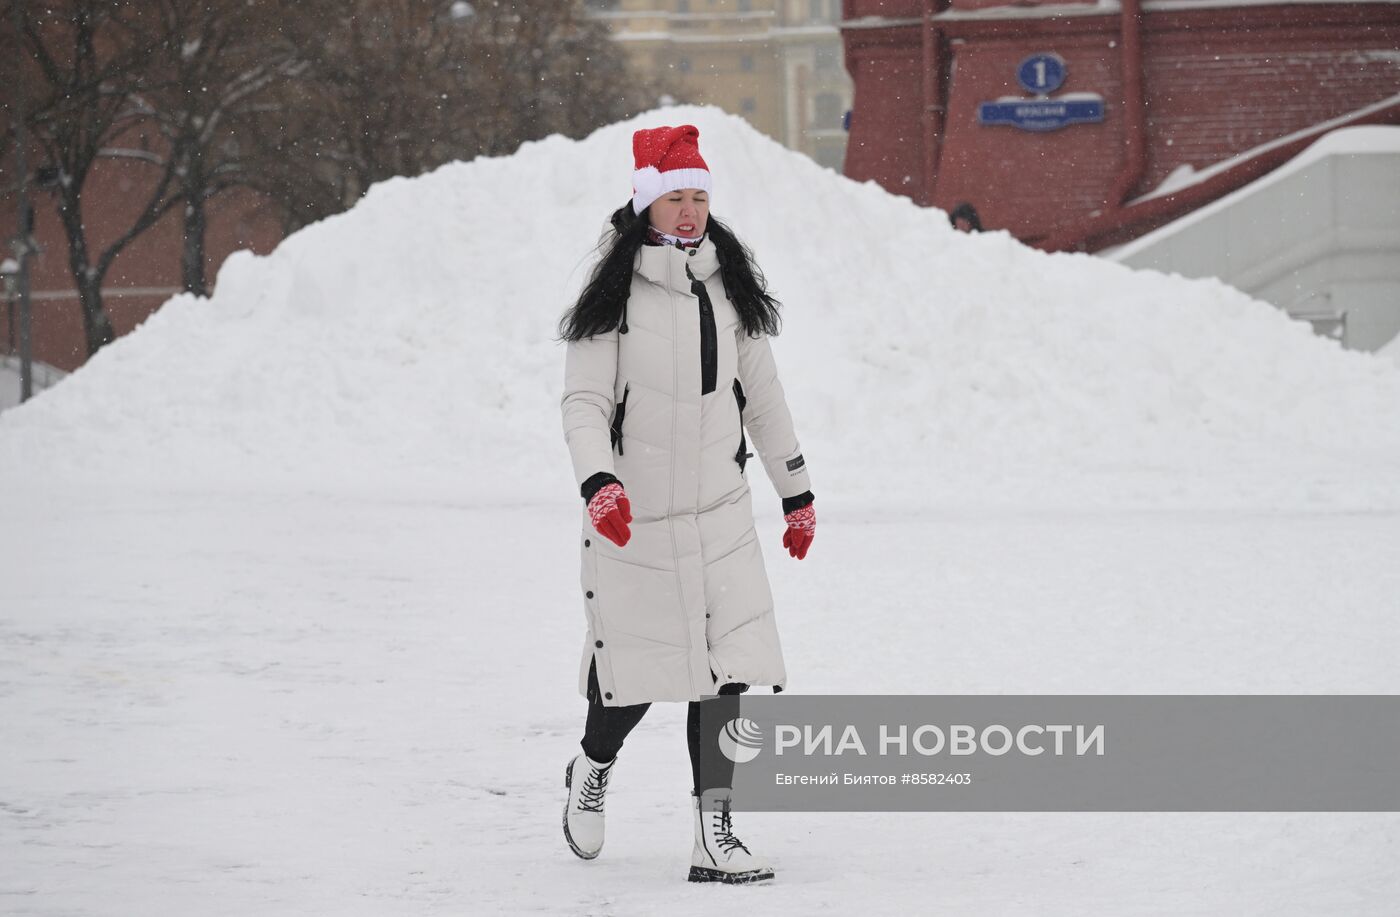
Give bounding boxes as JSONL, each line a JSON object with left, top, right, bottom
{"left": 561, "top": 235, "right": 812, "bottom": 706}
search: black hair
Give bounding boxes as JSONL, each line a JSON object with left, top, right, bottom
{"left": 948, "top": 202, "right": 983, "bottom": 232}
{"left": 557, "top": 202, "right": 782, "bottom": 342}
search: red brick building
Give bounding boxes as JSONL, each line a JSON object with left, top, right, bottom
{"left": 2, "top": 141, "right": 282, "bottom": 374}
{"left": 840, "top": 0, "right": 1400, "bottom": 250}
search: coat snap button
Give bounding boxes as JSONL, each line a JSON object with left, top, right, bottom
{"left": 584, "top": 539, "right": 590, "bottom": 547}
{"left": 705, "top": 613, "right": 710, "bottom": 618}
{"left": 595, "top": 640, "right": 604, "bottom": 648}
{"left": 586, "top": 590, "right": 594, "bottom": 599}
{"left": 604, "top": 692, "right": 613, "bottom": 700}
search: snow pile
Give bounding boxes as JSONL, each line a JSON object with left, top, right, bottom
{"left": 1382, "top": 332, "right": 1400, "bottom": 365}
{"left": 3, "top": 105, "right": 1399, "bottom": 509}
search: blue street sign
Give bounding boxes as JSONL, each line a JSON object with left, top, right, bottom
{"left": 977, "top": 98, "right": 1105, "bottom": 132}
{"left": 1017, "top": 53, "right": 1066, "bottom": 95}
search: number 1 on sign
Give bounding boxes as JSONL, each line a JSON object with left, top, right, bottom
{"left": 1016, "top": 53, "right": 1066, "bottom": 96}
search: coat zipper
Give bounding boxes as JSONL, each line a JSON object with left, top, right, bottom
{"left": 686, "top": 264, "right": 718, "bottom": 396}
{"left": 670, "top": 255, "right": 699, "bottom": 697}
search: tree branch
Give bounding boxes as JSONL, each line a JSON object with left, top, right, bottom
{"left": 96, "top": 147, "right": 169, "bottom": 166}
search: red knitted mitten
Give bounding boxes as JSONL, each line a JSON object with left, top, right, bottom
{"left": 588, "top": 483, "right": 632, "bottom": 547}
{"left": 781, "top": 504, "right": 815, "bottom": 560}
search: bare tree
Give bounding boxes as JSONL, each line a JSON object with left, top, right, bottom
{"left": 142, "top": 0, "right": 300, "bottom": 296}
{"left": 237, "top": 0, "right": 478, "bottom": 232}
{"left": 467, "top": 0, "right": 642, "bottom": 156}
{"left": 9, "top": 1, "right": 179, "bottom": 357}
{"left": 5, "top": 0, "right": 667, "bottom": 351}
{"left": 243, "top": 0, "right": 662, "bottom": 232}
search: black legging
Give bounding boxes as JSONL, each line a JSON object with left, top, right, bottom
{"left": 581, "top": 657, "right": 741, "bottom": 794}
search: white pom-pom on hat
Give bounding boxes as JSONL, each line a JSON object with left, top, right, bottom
{"left": 631, "top": 166, "right": 665, "bottom": 214}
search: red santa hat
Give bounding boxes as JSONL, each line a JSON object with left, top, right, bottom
{"left": 630, "top": 124, "right": 712, "bottom": 215}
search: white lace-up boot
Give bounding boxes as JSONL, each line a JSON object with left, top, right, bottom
{"left": 563, "top": 752, "right": 615, "bottom": 859}
{"left": 688, "top": 788, "right": 775, "bottom": 883}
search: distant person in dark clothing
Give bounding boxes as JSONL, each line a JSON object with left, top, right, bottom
{"left": 949, "top": 202, "right": 983, "bottom": 232}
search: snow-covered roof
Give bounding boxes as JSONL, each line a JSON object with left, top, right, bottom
{"left": 1132, "top": 94, "right": 1400, "bottom": 207}
{"left": 1113, "top": 123, "right": 1400, "bottom": 261}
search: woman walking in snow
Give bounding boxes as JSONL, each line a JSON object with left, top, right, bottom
{"left": 557, "top": 124, "right": 815, "bottom": 884}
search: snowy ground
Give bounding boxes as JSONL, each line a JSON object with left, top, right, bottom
{"left": 4, "top": 483, "right": 1397, "bottom": 916}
